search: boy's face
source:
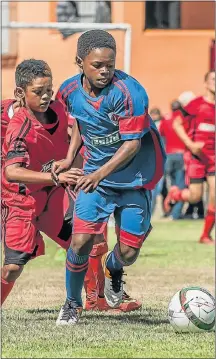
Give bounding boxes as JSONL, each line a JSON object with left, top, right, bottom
{"left": 16, "top": 76, "right": 53, "bottom": 113}
{"left": 205, "top": 71, "right": 215, "bottom": 94}
{"left": 81, "top": 48, "right": 116, "bottom": 89}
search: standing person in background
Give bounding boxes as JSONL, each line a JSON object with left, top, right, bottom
{"left": 165, "top": 72, "right": 215, "bottom": 244}
{"left": 159, "top": 100, "right": 186, "bottom": 220}
{"left": 150, "top": 108, "right": 167, "bottom": 216}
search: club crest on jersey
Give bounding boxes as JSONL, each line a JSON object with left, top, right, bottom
{"left": 41, "top": 159, "right": 55, "bottom": 173}
{"left": 108, "top": 112, "right": 120, "bottom": 126}
{"left": 91, "top": 131, "right": 121, "bottom": 146}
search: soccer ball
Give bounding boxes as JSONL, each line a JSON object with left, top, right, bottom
{"left": 168, "top": 287, "right": 215, "bottom": 333}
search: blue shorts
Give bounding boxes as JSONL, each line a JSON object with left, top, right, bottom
{"left": 73, "top": 186, "right": 152, "bottom": 248}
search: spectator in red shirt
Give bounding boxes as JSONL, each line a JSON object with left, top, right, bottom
{"left": 159, "top": 100, "right": 186, "bottom": 219}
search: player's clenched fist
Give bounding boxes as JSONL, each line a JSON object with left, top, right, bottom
{"left": 74, "top": 172, "right": 102, "bottom": 193}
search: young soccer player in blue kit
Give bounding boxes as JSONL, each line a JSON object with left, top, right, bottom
{"left": 53, "top": 30, "right": 166, "bottom": 325}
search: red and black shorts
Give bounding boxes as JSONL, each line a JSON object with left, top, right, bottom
{"left": 1, "top": 186, "right": 75, "bottom": 266}
{"left": 184, "top": 151, "right": 215, "bottom": 185}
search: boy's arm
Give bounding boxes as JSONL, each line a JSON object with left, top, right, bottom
{"left": 52, "top": 119, "right": 83, "bottom": 175}
{"left": 173, "top": 113, "right": 204, "bottom": 156}
{"left": 5, "top": 163, "right": 82, "bottom": 185}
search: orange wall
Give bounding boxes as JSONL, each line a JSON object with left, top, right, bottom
{"left": 2, "top": 1, "right": 214, "bottom": 113}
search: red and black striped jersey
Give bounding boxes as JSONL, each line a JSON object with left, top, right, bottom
{"left": 181, "top": 96, "right": 215, "bottom": 156}
{"left": 2, "top": 100, "right": 69, "bottom": 195}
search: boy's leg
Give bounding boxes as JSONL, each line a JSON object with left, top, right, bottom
{"left": 84, "top": 236, "right": 108, "bottom": 310}
{"left": 85, "top": 228, "right": 142, "bottom": 312}
{"left": 56, "top": 187, "right": 113, "bottom": 325}
{"left": 200, "top": 174, "right": 215, "bottom": 243}
{"left": 1, "top": 199, "right": 45, "bottom": 305}
{"left": 164, "top": 156, "right": 205, "bottom": 212}
{"left": 102, "top": 189, "right": 152, "bottom": 308}
{"left": 170, "top": 154, "right": 185, "bottom": 220}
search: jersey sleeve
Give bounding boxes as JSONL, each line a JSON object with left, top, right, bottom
{"left": 4, "top": 117, "right": 30, "bottom": 168}
{"left": 182, "top": 99, "right": 198, "bottom": 116}
{"left": 112, "top": 83, "right": 149, "bottom": 140}
{"left": 56, "top": 85, "right": 75, "bottom": 127}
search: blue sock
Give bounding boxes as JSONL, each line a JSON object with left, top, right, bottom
{"left": 106, "top": 244, "right": 124, "bottom": 272}
{"left": 66, "top": 247, "right": 89, "bottom": 307}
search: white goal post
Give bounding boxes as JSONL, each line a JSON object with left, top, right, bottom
{"left": 4, "top": 22, "right": 132, "bottom": 74}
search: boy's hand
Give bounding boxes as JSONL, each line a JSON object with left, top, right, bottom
{"left": 52, "top": 159, "right": 72, "bottom": 175}
{"left": 58, "top": 168, "right": 83, "bottom": 185}
{"left": 189, "top": 142, "right": 205, "bottom": 156}
{"left": 74, "top": 172, "right": 102, "bottom": 193}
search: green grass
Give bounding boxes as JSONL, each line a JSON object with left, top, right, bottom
{"left": 2, "top": 220, "right": 215, "bottom": 358}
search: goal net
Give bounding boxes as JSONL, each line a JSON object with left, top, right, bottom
{"left": 2, "top": 22, "right": 131, "bottom": 99}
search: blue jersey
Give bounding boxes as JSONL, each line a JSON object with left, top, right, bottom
{"left": 57, "top": 70, "right": 166, "bottom": 190}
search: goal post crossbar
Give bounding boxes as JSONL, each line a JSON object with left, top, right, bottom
{"left": 3, "top": 22, "right": 132, "bottom": 74}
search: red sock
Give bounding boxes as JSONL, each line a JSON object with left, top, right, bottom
{"left": 84, "top": 241, "right": 108, "bottom": 300}
{"left": 201, "top": 206, "right": 215, "bottom": 238}
{"left": 1, "top": 277, "right": 15, "bottom": 305}
{"left": 84, "top": 259, "right": 97, "bottom": 302}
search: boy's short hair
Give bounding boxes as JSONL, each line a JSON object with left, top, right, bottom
{"left": 150, "top": 108, "right": 161, "bottom": 115}
{"left": 77, "top": 29, "right": 116, "bottom": 60}
{"left": 15, "top": 59, "right": 52, "bottom": 90}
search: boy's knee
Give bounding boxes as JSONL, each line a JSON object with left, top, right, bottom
{"left": 71, "top": 233, "right": 95, "bottom": 255}
{"left": 2, "top": 264, "right": 24, "bottom": 282}
{"left": 119, "top": 243, "right": 140, "bottom": 265}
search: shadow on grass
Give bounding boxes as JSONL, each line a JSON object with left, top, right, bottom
{"left": 85, "top": 312, "right": 169, "bottom": 326}
{"left": 142, "top": 253, "right": 167, "bottom": 257}
{"left": 6, "top": 307, "right": 169, "bottom": 326}
{"left": 26, "top": 308, "right": 59, "bottom": 314}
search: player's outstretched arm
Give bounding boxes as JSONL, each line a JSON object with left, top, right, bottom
{"left": 75, "top": 139, "right": 141, "bottom": 193}
{"left": 173, "top": 116, "right": 204, "bottom": 156}
{"left": 5, "top": 163, "right": 83, "bottom": 186}
{"left": 52, "top": 119, "right": 83, "bottom": 175}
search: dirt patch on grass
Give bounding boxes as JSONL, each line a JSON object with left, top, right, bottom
{"left": 3, "top": 265, "right": 214, "bottom": 310}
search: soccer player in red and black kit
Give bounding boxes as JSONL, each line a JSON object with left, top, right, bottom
{"left": 1, "top": 59, "right": 83, "bottom": 305}
{"left": 164, "top": 71, "right": 215, "bottom": 244}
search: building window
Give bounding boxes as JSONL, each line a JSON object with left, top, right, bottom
{"left": 144, "top": 1, "right": 214, "bottom": 30}
{"left": 145, "top": 1, "right": 180, "bottom": 29}
{"left": 54, "top": 1, "right": 112, "bottom": 39}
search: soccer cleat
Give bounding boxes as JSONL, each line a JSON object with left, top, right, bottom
{"left": 85, "top": 294, "right": 142, "bottom": 313}
{"left": 101, "top": 252, "right": 124, "bottom": 308}
{"left": 85, "top": 296, "right": 110, "bottom": 311}
{"left": 56, "top": 299, "right": 82, "bottom": 326}
{"left": 199, "top": 236, "right": 215, "bottom": 245}
{"left": 163, "top": 186, "right": 179, "bottom": 213}
{"left": 119, "top": 291, "right": 142, "bottom": 312}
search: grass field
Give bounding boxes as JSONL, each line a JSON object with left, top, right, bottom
{"left": 2, "top": 220, "right": 215, "bottom": 358}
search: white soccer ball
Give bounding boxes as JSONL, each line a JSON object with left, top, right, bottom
{"left": 168, "top": 287, "right": 215, "bottom": 333}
